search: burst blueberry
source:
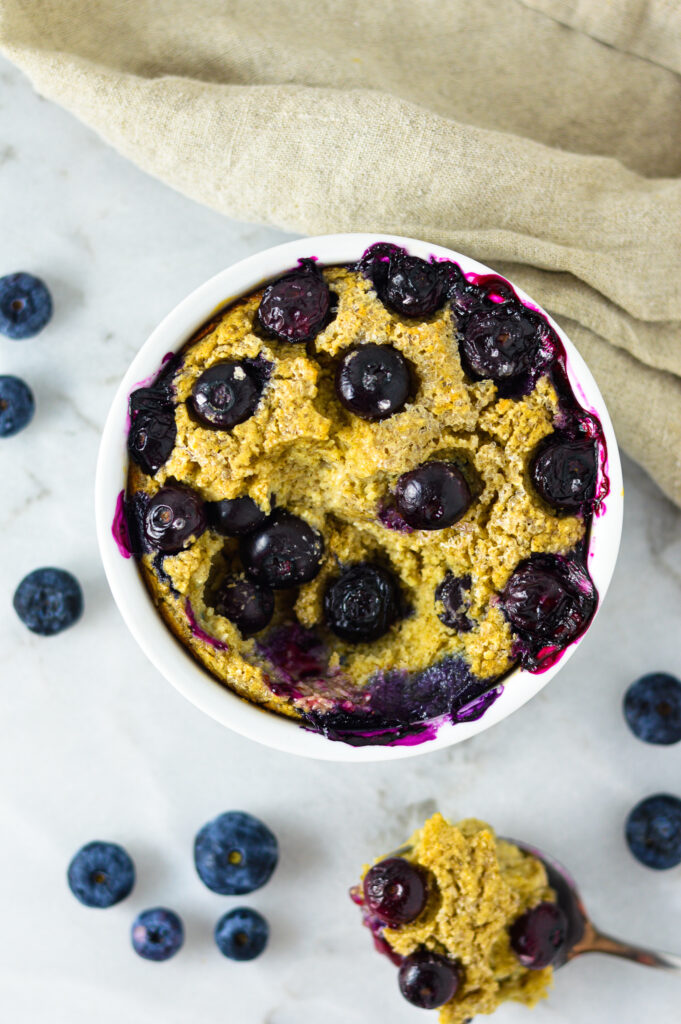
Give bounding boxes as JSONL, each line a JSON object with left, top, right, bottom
{"left": 128, "top": 387, "right": 177, "bottom": 476}
{"left": 206, "top": 496, "right": 267, "bottom": 536}
{"left": 13, "top": 567, "right": 83, "bottom": 636}
{"left": 395, "top": 462, "right": 472, "bottom": 530}
{"left": 363, "top": 858, "right": 427, "bottom": 926}
{"left": 336, "top": 343, "right": 412, "bottom": 421}
{"left": 356, "top": 242, "right": 406, "bottom": 289}
{"left": 143, "top": 486, "right": 206, "bottom": 554}
{"left": 531, "top": 433, "right": 598, "bottom": 513}
{"left": 131, "top": 907, "right": 184, "bottom": 961}
{"left": 214, "top": 576, "right": 274, "bottom": 636}
{"left": 499, "top": 554, "right": 596, "bottom": 652}
{"left": 381, "top": 255, "right": 446, "bottom": 319}
{"left": 461, "top": 307, "right": 540, "bottom": 381}
{"left": 240, "top": 510, "right": 324, "bottom": 589}
{"left": 625, "top": 794, "right": 681, "bottom": 870}
{"left": 509, "top": 901, "right": 567, "bottom": 969}
{"left": 0, "top": 271, "right": 52, "bottom": 339}
{"left": 624, "top": 673, "right": 681, "bottom": 745}
{"left": 257, "top": 261, "right": 331, "bottom": 343}
{"left": 435, "top": 572, "right": 473, "bottom": 632}
{"left": 324, "top": 563, "right": 400, "bottom": 643}
{"left": 194, "top": 811, "right": 279, "bottom": 895}
{"left": 190, "top": 360, "right": 262, "bottom": 430}
{"left": 398, "top": 950, "right": 461, "bottom": 1009}
{"left": 67, "top": 840, "right": 135, "bottom": 908}
{"left": 0, "top": 375, "right": 35, "bottom": 437}
{"left": 214, "top": 907, "right": 269, "bottom": 961}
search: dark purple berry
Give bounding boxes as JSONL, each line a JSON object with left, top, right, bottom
{"left": 398, "top": 950, "right": 461, "bottom": 1009}
{"left": 214, "top": 576, "right": 274, "bottom": 636}
{"left": 0, "top": 271, "right": 52, "bottom": 339}
{"left": 363, "top": 858, "right": 427, "bottom": 926}
{"left": 206, "top": 496, "right": 267, "bottom": 536}
{"left": 499, "top": 554, "right": 596, "bottom": 651}
{"left": 624, "top": 673, "right": 681, "bottom": 746}
{"left": 190, "top": 361, "right": 261, "bottom": 429}
{"left": 531, "top": 434, "right": 598, "bottom": 512}
{"left": 13, "top": 567, "right": 83, "bottom": 636}
{"left": 0, "top": 375, "right": 35, "bottom": 437}
{"left": 381, "top": 255, "right": 446, "bottom": 318}
{"left": 240, "top": 509, "right": 323, "bottom": 589}
{"left": 625, "top": 794, "right": 681, "bottom": 870}
{"left": 257, "top": 262, "right": 331, "bottom": 343}
{"left": 336, "top": 343, "right": 411, "bottom": 421}
{"left": 510, "top": 902, "right": 568, "bottom": 969}
{"left": 131, "top": 907, "right": 184, "bottom": 961}
{"left": 324, "top": 564, "right": 400, "bottom": 643}
{"left": 395, "top": 462, "right": 472, "bottom": 530}
{"left": 356, "top": 242, "right": 406, "bottom": 289}
{"left": 435, "top": 572, "right": 473, "bottom": 631}
{"left": 128, "top": 387, "right": 176, "bottom": 476}
{"left": 461, "top": 307, "right": 540, "bottom": 381}
{"left": 143, "top": 486, "right": 206, "bottom": 554}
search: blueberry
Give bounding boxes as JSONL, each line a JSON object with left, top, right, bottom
{"left": 460, "top": 307, "right": 540, "bottom": 381}
{"left": 194, "top": 811, "right": 279, "bottom": 895}
{"left": 435, "top": 572, "right": 473, "bottom": 632}
{"left": 13, "top": 567, "right": 83, "bottom": 636}
{"left": 128, "top": 387, "right": 177, "bottom": 476}
{"left": 625, "top": 794, "right": 681, "bottom": 870}
{"left": 531, "top": 433, "right": 598, "bottom": 513}
{"left": 0, "top": 375, "right": 35, "bottom": 437}
{"left": 624, "top": 673, "right": 681, "bottom": 745}
{"left": 240, "top": 510, "right": 324, "bottom": 589}
{"left": 499, "top": 554, "right": 596, "bottom": 650}
{"left": 214, "top": 907, "right": 269, "bottom": 961}
{"left": 0, "top": 272, "right": 52, "bottom": 339}
{"left": 67, "top": 841, "right": 135, "bottom": 908}
{"left": 377, "top": 255, "right": 445, "bottom": 319}
{"left": 206, "top": 496, "right": 267, "bottom": 536}
{"left": 214, "top": 576, "right": 274, "bottom": 636}
{"left": 257, "top": 261, "right": 331, "bottom": 343}
{"left": 131, "top": 908, "right": 184, "bottom": 961}
{"left": 324, "top": 563, "right": 400, "bottom": 643}
{"left": 394, "top": 461, "right": 472, "bottom": 530}
{"left": 398, "top": 950, "right": 461, "bottom": 1009}
{"left": 190, "top": 361, "right": 262, "bottom": 430}
{"left": 356, "top": 242, "right": 406, "bottom": 289}
{"left": 509, "top": 901, "right": 568, "bottom": 969}
{"left": 336, "top": 344, "right": 411, "bottom": 421}
{"left": 363, "top": 858, "right": 427, "bottom": 926}
{"left": 143, "top": 486, "right": 206, "bottom": 554}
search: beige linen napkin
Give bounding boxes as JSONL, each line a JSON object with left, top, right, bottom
{"left": 2, "top": 0, "right": 680, "bottom": 503}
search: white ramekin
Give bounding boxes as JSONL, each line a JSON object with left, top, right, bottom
{"left": 95, "top": 234, "right": 623, "bottom": 762}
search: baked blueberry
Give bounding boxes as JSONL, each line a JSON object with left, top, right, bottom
{"left": 624, "top": 673, "right": 681, "bottom": 745}
{"left": 324, "top": 563, "right": 400, "bottom": 642}
{"left": 214, "top": 576, "right": 274, "bottom": 635}
{"left": 194, "top": 811, "right": 279, "bottom": 895}
{"left": 398, "top": 950, "right": 461, "bottom": 1009}
{"left": 128, "top": 387, "right": 177, "bottom": 476}
{"left": 190, "top": 361, "right": 261, "bottom": 429}
{"left": 67, "top": 841, "right": 135, "bottom": 908}
{"left": 435, "top": 572, "right": 473, "bottom": 632}
{"left": 499, "top": 554, "right": 596, "bottom": 650}
{"left": 0, "top": 375, "right": 35, "bottom": 437}
{"left": 363, "top": 858, "right": 427, "bottom": 926}
{"left": 509, "top": 902, "right": 568, "bottom": 969}
{"left": 13, "top": 567, "right": 83, "bottom": 636}
{"left": 143, "top": 486, "right": 206, "bottom": 554}
{"left": 461, "top": 307, "right": 541, "bottom": 381}
{"left": 395, "top": 462, "right": 472, "bottom": 530}
{"left": 336, "top": 343, "right": 411, "bottom": 421}
{"left": 206, "top": 496, "right": 267, "bottom": 536}
{"left": 530, "top": 433, "right": 598, "bottom": 512}
{"left": 240, "top": 510, "right": 323, "bottom": 589}
{"left": 381, "top": 255, "right": 446, "bottom": 318}
{"left": 257, "top": 261, "right": 331, "bottom": 343}
{"left": 356, "top": 242, "right": 406, "bottom": 289}
{"left": 0, "top": 271, "right": 52, "bottom": 339}
{"left": 131, "top": 908, "right": 184, "bottom": 961}
{"left": 625, "top": 794, "right": 681, "bottom": 870}
{"left": 214, "top": 907, "right": 269, "bottom": 961}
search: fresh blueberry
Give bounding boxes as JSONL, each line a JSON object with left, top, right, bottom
{"left": 131, "top": 907, "right": 184, "bottom": 961}
{"left": 460, "top": 307, "right": 541, "bottom": 381}
{"left": 190, "top": 361, "right": 262, "bottom": 430}
{"left": 214, "top": 576, "right": 275, "bottom": 636}
{"left": 257, "top": 261, "right": 331, "bottom": 343}
{"left": 0, "top": 272, "right": 52, "bottom": 339}
{"left": 509, "top": 901, "right": 568, "bottom": 969}
{"left": 324, "top": 563, "right": 400, "bottom": 643}
{"left": 624, "top": 673, "right": 681, "bottom": 745}
{"left": 206, "top": 496, "right": 267, "bottom": 536}
{"left": 13, "top": 567, "right": 83, "bottom": 636}
{"left": 625, "top": 794, "right": 681, "bottom": 870}
{"left": 240, "top": 510, "right": 324, "bottom": 589}
{"left": 214, "top": 907, "right": 269, "bottom": 961}
{"left": 67, "top": 841, "right": 135, "bottom": 908}
{"left": 499, "top": 554, "right": 596, "bottom": 651}
{"left": 394, "top": 461, "right": 472, "bottom": 530}
{"left": 128, "top": 387, "right": 177, "bottom": 476}
{"left": 435, "top": 572, "right": 473, "bottom": 631}
{"left": 398, "top": 950, "right": 461, "bottom": 1009}
{"left": 531, "top": 433, "right": 598, "bottom": 513}
{"left": 194, "top": 811, "right": 279, "bottom": 895}
{"left": 143, "top": 486, "right": 206, "bottom": 554}
{"left": 0, "top": 375, "right": 35, "bottom": 437}
{"left": 380, "top": 255, "right": 446, "bottom": 319}
{"left": 336, "top": 343, "right": 412, "bottom": 421}
{"left": 363, "top": 858, "right": 427, "bottom": 926}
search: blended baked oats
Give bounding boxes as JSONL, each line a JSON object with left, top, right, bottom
{"left": 117, "top": 242, "right": 607, "bottom": 745}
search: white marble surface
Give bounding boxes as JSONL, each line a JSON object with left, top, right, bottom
{"left": 2, "top": 55, "right": 681, "bottom": 1024}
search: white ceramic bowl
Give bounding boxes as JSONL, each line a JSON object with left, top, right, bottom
{"left": 95, "top": 233, "right": 623, "bottom": 762}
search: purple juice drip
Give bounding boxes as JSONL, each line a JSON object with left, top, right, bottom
{"left": 350, "top": 885, "right": 405, "bottom": 966}
{"left": 111, "top": 490, "right": 132, "bottom": 558}
{"left": 184, "top": 600, "right": 229, "bottom": 651}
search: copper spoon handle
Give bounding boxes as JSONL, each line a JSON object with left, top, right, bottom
{"left": 569, "top": 921, "right": 681, "bottom": 973}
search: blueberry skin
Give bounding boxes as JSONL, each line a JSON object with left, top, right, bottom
{"left": 0, "top": 272, "right": 53, "bottom": 339}
{"left": 131, "top": 907, "right": 184, "bottom": 961}
{"left": 194, "top": 811, "right": 279, "bottom": 895}
{"left": 13, "top": 567, "right": 83, "bottom": 636}
{"left": 67, "top": 841, "right": 135, "bottom": 908}
{"left": 214, "top": 907, "right": 269, "bottom": 961}
{"left": 206, "top": 496, "right": 267, "bottom": 536}
{"left": 624, "top": 673, "right": 681, "bottom": 745}
{"left": 625, "top": 794, "right": 681, "bottom": 870}
{"left": 0, "top": 375, "right": 35, "bottom": 437}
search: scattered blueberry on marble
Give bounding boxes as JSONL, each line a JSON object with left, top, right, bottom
{"left": 131, "top": 907, "right": 184, "bottom": 961}
{"left": 194, "top": 811, "right": 279, "bottom": 895}
{"left": 509, "top": 901, "right": 568, "bottom": 969}
{"left": 67, "top": 841, "right": 135, "bottom": 908}
{"left": 257, "top": 261, "right": 331, "bottom": 343}
{"left": 206, "top": 496, "right": 267, "bottom": 536}
{"left": 623, "top": 673, "right": 681, "bottom": 746}
{"left": 0, "top": 375, "right": 35, "bottom": 437}
{"left": 625, "top": 794, "right": 681, "bottom": 870}
{"left": 13, "top": 567, "right": 83, "bottom": 636}
{"left": 530, "top": 433, "right": 598, "bottom": 513}
{"left": 214, "top": 907, "right": 269, "bottom": 961}
{"left": 394, "top": 461, "right": 472, "bottom": 530}
{"left": 190, "top": 361, "right": 262, "bottom": 430}
{"left": 362, "top": 858, "right": 427, "bottom": 927}
{"left": 0, "top": 271, "right": 52, "bottom": 339}
{"left": 240, "top": 509, "right": 324, "bottom": 589}
{"left": 336, "top": 343, "right": 412, "bottom": 421}
{"left": 214, "top": 576, "right": 275, "bottom": 636}
{"left": 143, "top": 486, "right": 206, "bottom": 554}
{"left": 398, "top": 950, "right": 461, "bottom": 1009}
{"left": 324, "top": 563, "right": 400, "bottom": 642}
